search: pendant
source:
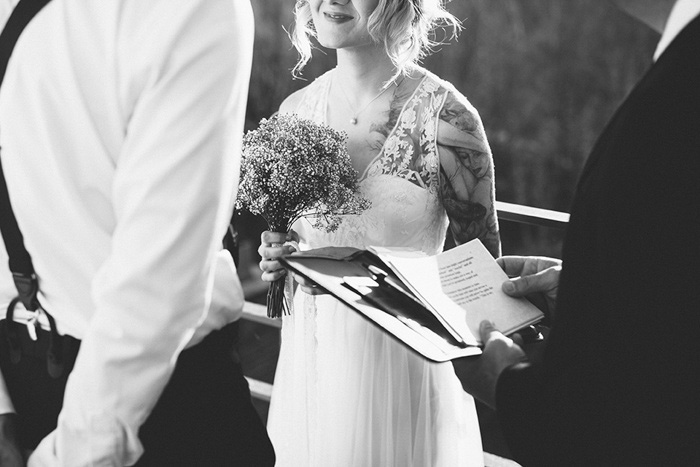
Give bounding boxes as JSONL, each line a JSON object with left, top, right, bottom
{"left": 350, "top": 117, "right": 358, "bottom": 125}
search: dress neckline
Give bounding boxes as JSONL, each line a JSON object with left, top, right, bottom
{"left": 324, "top": 69, "right": 430, "bottom": 183}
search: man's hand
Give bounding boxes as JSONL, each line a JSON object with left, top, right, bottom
{"left": 0, "top": 414, "right": 24, "bottom": 467}
{"left": 452, "top": 321, "right": 527, "bottom": 410}
{"left": 497, "top": 256, "right": 561, "bottom": 321}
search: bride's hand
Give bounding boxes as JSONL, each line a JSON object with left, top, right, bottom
{"left": 293, "top": 246, "right": 358, "bottom": 296}
{"left": 295, "top": 275, "right": 327, "bottom": 296}
{"left": 258, "top": 230, "right": 299, "bottom": 282}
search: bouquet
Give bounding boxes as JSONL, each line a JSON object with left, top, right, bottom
{"left": 235, "top": 114, "right": 371, "bottom": 318}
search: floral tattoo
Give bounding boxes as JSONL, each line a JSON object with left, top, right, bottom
{"left": 437, "top": 91, "right": 500, "bottom": 257}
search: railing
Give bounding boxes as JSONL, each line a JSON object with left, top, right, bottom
{"left": 242, "top": 200, "right": 570, "bottom": 402}
{"left": 242, "top": 302, "right": 277, "bottom": 401}
{"left": 495, "top": 201, "right": 569, "bottom": 229}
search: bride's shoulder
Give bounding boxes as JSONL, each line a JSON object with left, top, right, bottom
{"left": 417, "top": 68, "right": 467, "bottom": 102}
{"left": 411, "top": 68, "right": 481, "bottom": 122}
{"left": 278, "top": 70, "right": 334, "bottom": 115}
{"left": 278, "top": 88, "right": 307, "bottom": 114}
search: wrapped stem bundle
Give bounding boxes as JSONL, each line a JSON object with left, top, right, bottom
{"left": 235, "top": 114, "right": 370, "bottom": 318}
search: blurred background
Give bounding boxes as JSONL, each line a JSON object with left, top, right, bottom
{"left": 235, "top": 0, "right": 658, "bottom": 286}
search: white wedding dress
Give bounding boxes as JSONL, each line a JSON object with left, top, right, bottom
{"left": 267, "top": 70, "right": 485, "bottom": 466}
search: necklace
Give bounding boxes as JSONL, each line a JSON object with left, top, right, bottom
{"left": 336, "top": 73, "right": 402, "bottom": 125}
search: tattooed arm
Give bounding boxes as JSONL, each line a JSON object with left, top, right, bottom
{"left": 437, "top": 89, "right": 501, "bottom": 257}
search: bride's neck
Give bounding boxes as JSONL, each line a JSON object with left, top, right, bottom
{"left": 335, "top": 47, "right": 397, "bottom": 97}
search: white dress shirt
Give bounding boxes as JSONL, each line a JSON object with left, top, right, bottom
{"left": 0, "top": 0, "right": 253, "bottom": 465}
{"left": 654, "top": 0, "right": 700, "bottom": 61}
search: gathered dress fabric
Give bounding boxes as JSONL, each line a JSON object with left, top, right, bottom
{"left": 267, "top": 70, "right": 484, "bottom": 466}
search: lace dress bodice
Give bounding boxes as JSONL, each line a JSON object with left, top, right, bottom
{"left": 291, "top": 70, "right": 450, "bottom": 254}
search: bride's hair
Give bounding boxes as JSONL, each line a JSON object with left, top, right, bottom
{"left": 290, "top": 0, "right": 461, "bottom": 77}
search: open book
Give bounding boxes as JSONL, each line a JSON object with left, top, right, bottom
{"left": 280, "top": 239, "right": 543, "bottom": 362}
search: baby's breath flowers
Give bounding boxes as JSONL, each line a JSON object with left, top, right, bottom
{"left": 236, "top": 114, "right": 370, "bottom": 318}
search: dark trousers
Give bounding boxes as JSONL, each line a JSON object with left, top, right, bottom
{"left": 0, "top": 319, "right": 275, "bottom": 466}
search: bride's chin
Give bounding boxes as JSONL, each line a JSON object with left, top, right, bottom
{"left": 314, "top": 34, "right": 373, "bottom": 51}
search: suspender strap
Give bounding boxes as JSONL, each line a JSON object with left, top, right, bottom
{"left": 0, "top": 0, "right": 53, "bottom": 311}
{"left": 0, "top": 0, "right": 52, "bottom": 85}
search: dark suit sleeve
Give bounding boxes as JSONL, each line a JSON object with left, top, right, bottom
{"left": 496, "top": 363, "right": 547, "bottom": 465}
{"left": 495, "top": 360, "right": 598, "bottom": 466}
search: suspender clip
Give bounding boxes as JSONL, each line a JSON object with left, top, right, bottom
{"left": 11, "top": 272, "right": 40, "bottom": 311}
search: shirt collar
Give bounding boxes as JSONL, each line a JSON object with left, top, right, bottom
{"left": 654, "top": 0, "right": 700, "bottom": 61}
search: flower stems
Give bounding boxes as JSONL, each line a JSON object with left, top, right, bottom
{"left": 266, "top": 276, "right": 287, "bottom": 319}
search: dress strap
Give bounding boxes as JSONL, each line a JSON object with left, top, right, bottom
{"left": 364, "top": 73, "right": 448, "bottom": 193}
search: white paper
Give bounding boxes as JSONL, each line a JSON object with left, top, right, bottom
{"left": 370, "top": 240, "right": 543, "bottom": 344}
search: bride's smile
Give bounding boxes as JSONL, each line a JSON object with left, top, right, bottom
{"left": 310, "top": 0, "right": 379, "bottom": 49}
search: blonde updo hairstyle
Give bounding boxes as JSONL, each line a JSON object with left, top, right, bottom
{"left": 291, "top": 0, "right": 461, "bottom": 77}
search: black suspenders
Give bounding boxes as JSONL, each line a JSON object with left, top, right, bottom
{"left": 0, "top": 0, "right": 68, "bottom": 378}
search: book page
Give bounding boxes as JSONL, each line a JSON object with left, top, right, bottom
{"left": 371, "top": 240, "right": 543, "bottom": 343}
{"left": 437, "top": 241, "right": 503, "bottom": 308}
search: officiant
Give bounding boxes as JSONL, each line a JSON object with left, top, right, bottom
{"left": 452, "top": 0, "right": 700, "bottom": 464}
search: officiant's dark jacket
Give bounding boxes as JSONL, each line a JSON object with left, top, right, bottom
{"left": 495, "top": 15, "right": 700, "bottom": 467}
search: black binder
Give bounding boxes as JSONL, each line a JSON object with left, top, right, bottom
{"left": 280, "top": 248, "right": 484, "bottom": 362}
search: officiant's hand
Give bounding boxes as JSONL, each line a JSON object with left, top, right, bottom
{"left": 497, "top": 256, "right": 561, "bottom": 322}
{"left": 452, "top": 321, "right": 527, "bottom": 410}
{"left": 259, "top": 230, "right": 300, "bottom": 282}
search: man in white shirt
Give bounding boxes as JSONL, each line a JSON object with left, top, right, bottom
{"left": 0, "top": 0, "right": 275, "bottom": 465}
{"left": 453, "top": 0, "right": 700, "bottom": 465}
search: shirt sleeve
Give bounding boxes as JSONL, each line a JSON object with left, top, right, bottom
{"left": 29, "top": 1, "right": 254, "bottom": 465}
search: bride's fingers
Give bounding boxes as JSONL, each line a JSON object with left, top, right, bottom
{"left": 294, "top": 274, "right": 327, "bottom": 295}
{"left": 294, "top": 274, "right": 315, "bottom": 289}
{"left": 258, "top": 244, "right": 294, "bottom": 260}
{"left": 261, "top": 230, "right": 290, "bottom": 246}
{"left": 261, "top": 269, "right": 287, "bottom": 282}
{"left": 299, "top": 284, "right": 327, "bottom": 295}
{"left": 259, "top": 258, "right": 285, "bottom": 273}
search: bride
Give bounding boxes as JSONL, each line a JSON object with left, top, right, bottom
{"left": 259, "top": 0, "right": 500, "bottom": 465}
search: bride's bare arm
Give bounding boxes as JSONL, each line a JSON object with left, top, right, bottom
{"left": 437, "top": 90, "right": 501, "bottom": 257}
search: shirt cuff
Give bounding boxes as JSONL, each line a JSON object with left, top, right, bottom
{"left": 187, "top": 249, "right": 244, "bottom": 348}
{"left": 29, "top": 412, "right": 142, "bottom": 467}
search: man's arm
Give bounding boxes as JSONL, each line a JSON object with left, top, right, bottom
{"left": 29, "top": 1, "right": 254, "bottom": 465}
{"left": 453, "top": 257, "right": 608, "bottom": 465}
{"left": 452, "top": 255, "right": 560, "bottom": 405}
{"left": 452, "top": 255, "right": 568, "bottom": 465}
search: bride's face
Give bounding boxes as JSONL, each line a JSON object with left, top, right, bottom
{"left": 309, "top": 0, "right": 380, "bottom": 50}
